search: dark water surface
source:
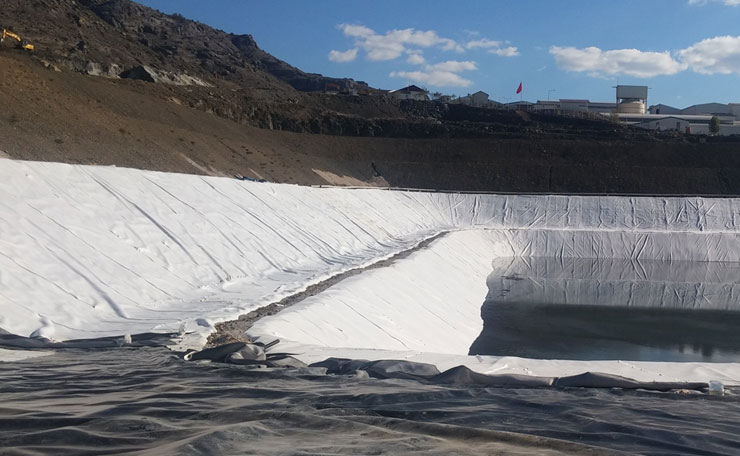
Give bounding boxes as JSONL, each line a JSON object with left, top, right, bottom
{"left": 1, "top": 348, "right": 740, "bottom": 455}
{"left": 471, "top": 257, "right": 740, "bottom": 362}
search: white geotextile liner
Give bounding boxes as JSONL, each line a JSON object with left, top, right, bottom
{"left": 248, "top": 228, "right": 740, "bottom": 350}
{"left": 250, "top": 229, "right": 740, "bottom": 384}
{"left": 3, "top": 159, "right": 740, "bottom": 341}
{"left": 490, "top": 228, "right": 740, "bottom": 261}
{"left": 250, "top": 230, "right": 494, "bottom": 354}
{"left": 0, "top": 161, "right": 449, "bottom": 339}
{"left": 489, "top": 256, "right": 740, "bottom": 311}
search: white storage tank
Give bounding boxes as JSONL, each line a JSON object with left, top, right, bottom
{"left": 616, "top": 85, "right": 648, "bottom": 114}
{"left": 618, "top": 100, "right": 645, "bottom": 114}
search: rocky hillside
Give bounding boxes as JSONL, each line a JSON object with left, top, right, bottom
{"left": 2, "top": 0, "right": 364, "bottom": 93}
{"left": 3, "top": 0, "right": 740, "bottom": 195}
{"left": 2, "top": 0, "right": 656, "bottom": 140}
{"left": 2, "top": 0, "right": 432, "bottom": 136}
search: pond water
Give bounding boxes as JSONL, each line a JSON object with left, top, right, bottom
{"left": 470, "top": 257, "right": 740, "bottom": 362}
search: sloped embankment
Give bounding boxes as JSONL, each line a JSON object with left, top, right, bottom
{"left": 4, "top": 158, "right": 740, "bottom": 342}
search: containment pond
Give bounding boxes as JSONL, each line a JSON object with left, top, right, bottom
{"left": 470, "top": 257, "right": 740, "bottom": 362}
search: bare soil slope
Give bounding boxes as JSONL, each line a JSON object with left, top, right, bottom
{"left": 4, "top": 50, "right": 740, "bottom": 194}
{"left": 0, "top": 52, "right": 383, "bottom": 185}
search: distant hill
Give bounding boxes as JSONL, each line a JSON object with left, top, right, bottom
{"left": 4, "top": 0, "right": 740, "bottom": 195}
{"left": 0, "top": 0, "right": 648, "bottom": 139}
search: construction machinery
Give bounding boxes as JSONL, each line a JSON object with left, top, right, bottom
{"left": 1, "top": 29, "right": 34, "bottom": 51}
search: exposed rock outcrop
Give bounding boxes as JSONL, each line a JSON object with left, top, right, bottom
{"left": 119, "top": 65, "right": 211, "bottom": 86}
{"left": 85, "top": 61, "right": 123, "bottom": 78}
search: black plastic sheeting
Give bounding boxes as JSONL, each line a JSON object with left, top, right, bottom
{"left": 179, "top": 342, "right": 711, "bottom": 390}
{"left": 1, "top": 347, "right": 739, "bottom": 455}
{"left": 0, "top": 332, "right": 712, "bottom": 391}
{"left": 0, "top": 329, "right": 179, "bottom": 349}
{"left": 311, "top": 357, "right": 709, "bottom": 391}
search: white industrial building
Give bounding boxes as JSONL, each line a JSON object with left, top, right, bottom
{"left": 529, "top": 85, "right": 740, "bottom": 135}
{"left": 618, "top": 113, "right": 740, "bottom": 135}
{"left": 649, "top": 102, "right": 740, "bottom": 119}
{"left": 649, "top": 104, "right": 682, "bottom": 115}
{"left": 530, "top": 85, "right": 647, "bottom": 114}
{"left": 636, "top": 102, "right": 740, "bottom": 135}
{"left": 688, "top": 123, "right": 740, "bottom": 135}
{"left": 632, "top": 116, "right": 690, "bottom": 133}
{"left": 533, "top": 99, "right": 616, "bottom": 113}
{"left": 428, "top": 82, "right": 740, "bottom": 135}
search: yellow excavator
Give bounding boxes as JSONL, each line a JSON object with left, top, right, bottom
{"left": 1, "top": 29, "right": 34, "bottom": 51}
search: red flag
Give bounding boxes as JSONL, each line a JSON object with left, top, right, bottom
{"left": 516, "top": 82, "right": 522, "bottom": 94}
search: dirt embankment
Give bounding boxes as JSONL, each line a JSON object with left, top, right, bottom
{"left": 3, "top": 51, "right": 740, "bottom": 194}
{"left": 0, "top": 51, "right": 379, "bottom": 185}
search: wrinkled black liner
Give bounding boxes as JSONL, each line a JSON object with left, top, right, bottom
{"left": 311, "top": 357, "right": 709, "bottom": 391}
{"left": 0, "top": 329, "right": 179, "bottom": 349}
{"left": 2, "top": 348, "right": 739, "bottom": 455}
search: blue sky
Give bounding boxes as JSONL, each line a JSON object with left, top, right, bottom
{"left": 136, "top": 0, "right": 740, "bottom": 107}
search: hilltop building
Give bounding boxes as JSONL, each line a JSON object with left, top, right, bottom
{"left": 504, "top": 101, "right": 535, "bottom": 110}
{"left": 626, "top": 102, "right": 740, "bottom": 135}
{"left": 454, "top": 91, "right": 495, "bottom": 107}
{"left": 525, "top": 85, "right": 740, "bottom": 135}
{"left": 618, "top": 112, "right": 740, "bottom": 135}
{"left": 392, "top": 82, "right": 740, "bottom": 135}
{"left": 391, "top": 85, "right": 429, "bottom": 101}
{"left": 532, "top": 99, "right": 616, "bottom": 113}
{"left": 632, "top": 116, "right": 690, "bottom": 132}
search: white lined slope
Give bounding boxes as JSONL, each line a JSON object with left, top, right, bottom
{"left": 249, "top": 229, "right": 740, "bottom": 384}
{"left": 0, "top": 160, "right": 453, "bottom": 340}
{"left": 4, "top": 158, "right": 740, "bottom": 351}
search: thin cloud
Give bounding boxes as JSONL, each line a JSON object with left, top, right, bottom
{"left": 406, "top": 52, "right": 426, "bottom": 65}
{"left": 331, "top": 23, "right": 517, "bottom": 87}
{"left": 465, "top": 38, "right": 519, "bottom": 57}
{"left": 427, "top": 60, "right": 477, "bottom": 72}
{"left": 337, "top": 24, "right": 464, "bottom": 61}
{"left": 489, "top": 46, "right": 519, "bottom": 57}
{"left": 328, "top": 48, "right": 358, "bottom": 63}
{"left": 466, "top": 38, "right": 503, "bottom": 49}
{"left": 341, "top": 24, "right": 375, "bottom": 37}
{"left": 332, "top": 23, "right": 517, "bottom": 63}
{"left": 550, "top": 46, "right": 686, "bottom": 77}
{"left": 390, "top": 59, "right": 477, "bottom": 87}
{"left": 390, "top": 70, "right": 473, "bottom": 87}
{"left": 688, "top": 0, "right": 740, "bottom": 6}
{"left": 551, "top": 36, "right": 740, "bottom": 78}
